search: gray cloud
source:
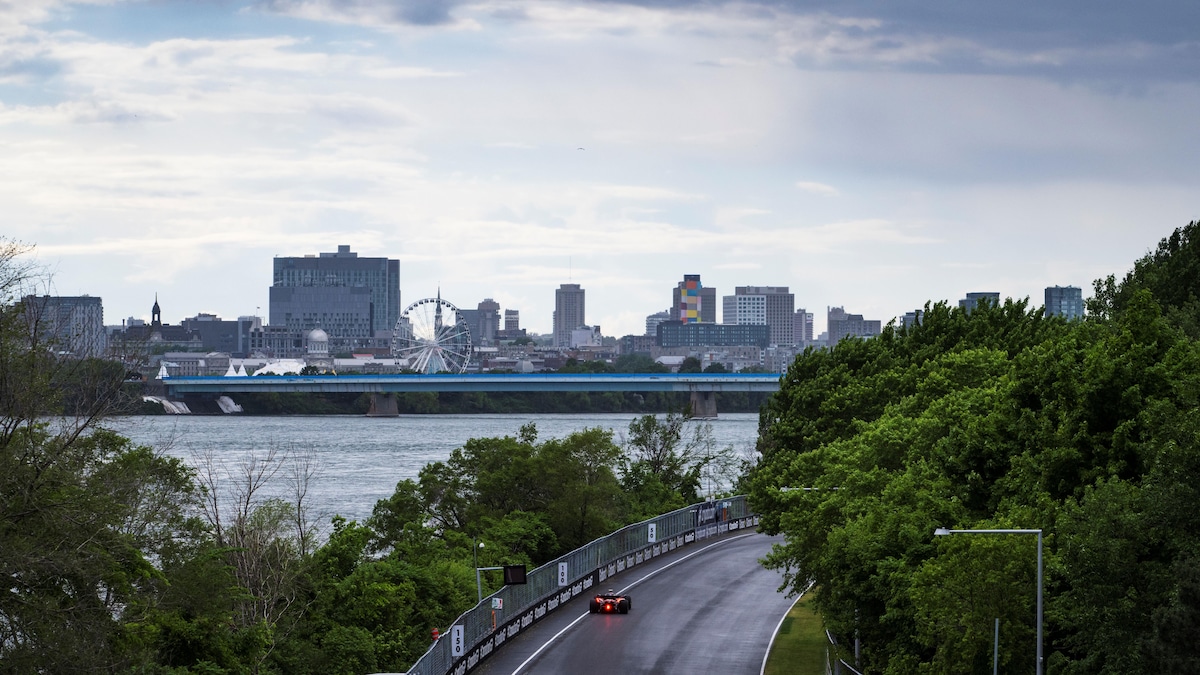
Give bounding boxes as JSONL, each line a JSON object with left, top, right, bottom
{"left": 258, "top": 0, "right": 465, "bottom": 26}
{"left": 598, "top": 0, "right": 1200, "bottom": 83}
{"left": 255, "top": 0, "right": 1198, "bottom": 85}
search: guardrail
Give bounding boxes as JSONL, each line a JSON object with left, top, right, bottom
{"left": 825, "top": 630, "right": 864, "bottom": 675}
{"left": 406, "top": 495, "right": 757, "bottom": 675}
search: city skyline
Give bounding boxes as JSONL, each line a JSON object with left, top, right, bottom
{"left": 5, "top": 1, "right": 1195, "bottom": 337}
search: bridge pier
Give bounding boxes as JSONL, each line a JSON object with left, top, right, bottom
{"left": 367, "top": 393, "right": 399, "bottom": 417}
{"left": 689, "top": 390, "right": 718, "bottom": 419}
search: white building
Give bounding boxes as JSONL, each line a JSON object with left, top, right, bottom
{"left": 722, "top": 286, "right": 795, "bottom": 346}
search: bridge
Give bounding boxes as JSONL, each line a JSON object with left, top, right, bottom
{"left": 161, "top": 373, "right": 782, "bottom": 417}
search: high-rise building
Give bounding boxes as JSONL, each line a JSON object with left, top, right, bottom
{"left": 959, "top": 292, "right": 1000, "bottom": 313}
{"left": 901, "top": 310, "right": 924, "bottom": 330}
{"left": 828, "top": 306, "right": 881, "bottom": 345}
{"left": 1045, "top": 286, "right": 1084, "bottom": 320}
{"left": 793, "top": 309, "right": 814, "bottom": 346}
{"left": 722, "top": 286, "right": 794, "bottom": 346}
{"left": 645, "top": 309, "right": 673, "bottom": 337}
{"left": 459, "top": 298, "right": 501, "bottom": 346}
{"left": 553, "top": 283, "right": 585, "bottom": 348}
{"left": 269, "top": 245, "right": 401, "bottom": 353}
{"left": 504, "top": 309, "right": 520, "bottom": 332}
{"left": 672, "top": 274, "right": 716, "bottom": 323}
{"left": 22, "top": 295, "right": 106, "bottom": 358}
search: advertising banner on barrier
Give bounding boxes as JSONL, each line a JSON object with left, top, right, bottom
{"left": 450, "top": 568, "right": 600, "bottom": 675}
{"left": 426, "top": 496, "right": 750, "bottom": 675}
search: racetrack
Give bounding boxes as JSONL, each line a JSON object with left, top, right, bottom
{"left": 473, "top": 532, "right": 794, "bottom": 675}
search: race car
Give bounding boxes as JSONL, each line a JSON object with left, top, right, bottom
{"left": 589, "top": 589, "right": 631, "bottom": 614}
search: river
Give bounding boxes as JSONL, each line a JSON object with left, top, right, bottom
{"left": 105, "top": 413, "right": 762, "bottom": 526}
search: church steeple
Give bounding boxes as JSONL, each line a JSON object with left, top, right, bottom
{"left": 152, "top": 294, "right": 162, "bottom": 328}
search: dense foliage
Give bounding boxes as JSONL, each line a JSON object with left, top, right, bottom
{"left": 750, "top": 221, "right": 1200, "bottom": 674}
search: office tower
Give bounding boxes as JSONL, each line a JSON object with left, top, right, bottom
{"left": 1045, "top": 285, "right": 1084, "bottom": 320}
{"left": 722, "top": 286, "right": 794, "bottom": 346}
{"left": 672, "top": 274, "right": 716, "bottom": 323}
{"left": 553, "top": 283, "right": 585, "bottom": 348}
{"left": 827, "top": 306, "right": 882, "bottom": 345}
{"left": 959, "top": 292, "right": 1001, "bottom": 313}
{"left": 504, "top": 309, "right": 520, "bottom": 331}
{"left": 22, "top": 295, "right": 106, "bottom": 358}
{"left": 645, "top": 309, "right": 673, "bottom": 337}
{"left": 901, "top": 310, "right": 924, "bottom": 330}
{"left": 460, "top": 298, "right": 501, "bottom": 346}
{"left": 793, "top": 309, "right": 814, "bottom": 346}
{"left": 270, "top": 245, "right": 401, "bottom": 340}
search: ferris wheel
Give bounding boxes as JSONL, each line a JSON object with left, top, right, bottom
{"left": 392, "top": 294, "right": 473, "bottom": 374}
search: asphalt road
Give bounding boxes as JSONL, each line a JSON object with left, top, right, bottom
{"left": 473, "top": 532, "right": 795, "bottom": 675}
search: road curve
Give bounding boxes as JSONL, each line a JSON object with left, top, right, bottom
{"left": 473, "top": 532, "right": 793, "bottom": 675}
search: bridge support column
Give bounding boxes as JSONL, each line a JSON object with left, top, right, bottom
{"left": 367, "top": 393, "right": 399, "bottom": 417}
{"left": 689, "top": 390, "right": 718, "bottom": 419}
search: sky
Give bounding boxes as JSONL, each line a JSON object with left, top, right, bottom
{"left": 3, "top": 0, "right": 1198, "bottom": 338}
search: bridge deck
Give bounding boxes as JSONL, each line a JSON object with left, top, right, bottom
{"left": 163, "top": 373, "right": 781, "bottom": 394}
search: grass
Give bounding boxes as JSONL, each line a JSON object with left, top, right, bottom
{"left": 763, "top": 590, "right": 828, "bottom": 675}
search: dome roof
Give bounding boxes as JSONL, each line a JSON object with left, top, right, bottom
{"left": 307, "top": 328, "right": 329, "bottom": 342}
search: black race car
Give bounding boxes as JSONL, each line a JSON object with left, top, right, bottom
{"left": 589, "top": 589, "right": 631, "bottom": 614}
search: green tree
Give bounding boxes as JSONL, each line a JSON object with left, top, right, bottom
{"left": 614, "top": 353, "right": 669, "bottom": 373}
{"left": 0, "top": 242, "right": 200, "bottom": 672}
{"left": 621, "top": 411, "right": 736, "bottom": 516}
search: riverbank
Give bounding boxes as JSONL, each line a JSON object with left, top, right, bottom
{"left": 143, "top": 390, "right": 774, "bottom": 415}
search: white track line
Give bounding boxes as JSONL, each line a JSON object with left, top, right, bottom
{"left": 509, "top": 533, "right": 756, "bottom": 675}
{"left": 759, "top": 580, "right": 815, "bottom": 675}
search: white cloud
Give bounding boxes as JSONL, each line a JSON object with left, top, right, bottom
{"left": 796, "top": 181, "right": 839, "bottom": 196}
{"left": 1, "top": 0, "right": 1196, "bottom": 338}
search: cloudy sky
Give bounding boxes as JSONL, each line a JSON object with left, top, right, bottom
{"left": 4, "top": 0, "right": 1197, "bottom": 337}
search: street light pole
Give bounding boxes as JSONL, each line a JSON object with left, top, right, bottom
{"left": 474, "top": 540, "right": 484, "bottom": 604}
{"left": 934, "top": 528, "right": 1043, "bottom": 675}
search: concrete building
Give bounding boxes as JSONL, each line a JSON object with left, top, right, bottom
{"left": 1045, "top": 286, "right": 1084, "bottom": 320}
{"left": 673, "top": 274, "right": 716, "bottom": 323}
{"left": 115, "top": 296, "right": 204, "bottom": 352}
{"left": 270, "top": 245, "right": 401, "bottom": 351}
{"left": 722, "top": 286, "right": 794, "bottom": 346}
{"left": 570, "top": 325, "right": 602, "bottom": 348}
{"left": 657, "top": 321, "right": 771, "bottom": 349}
{"left": 645, "top": 309, "right": 673, "bottom": 337}
{"left": 901, "top": 310, "right": 924, "bottom": 330}
{"left": 827, "top": 306, "right": 882, "bottom": 346}
{"left": 619, "top": 334, "right": 658, "bottom": 355}
{"left": 650, "top": 344, "right": 763, "bottom": 371}
{"left": 157, "top": 351, "right": 231, "bottom": 377}
{"left": 959, "top": 292, "right": 1001, "bottom": 313}
{"left": 553, "top": 283, "right": 586, "bottom": 348}
{"left": 459, "top": 298, "right": 501, "bottom": 347}
{"left": 765, "top": 345, "right": 802, "bottom": 372}
{"left": 22, "top": 295, "right": 106, "bottom": 358}
{"left": 793, "top": 309, "right": 814, "bottom": 347}
{"left": 496, "top": 309, "right": 526, "bottom": 341}
{"left": 180, "top": 313, "right": 261, "bottom": 357}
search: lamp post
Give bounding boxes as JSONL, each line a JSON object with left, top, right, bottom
{"left": 473, "top": 540, "right": 505, "bottom": 605}
{"left": 474, "top": 540, "right": 484, "bottom": 604}
{"left": 934, "top": 527, "right": 1043, "bottom": 675}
